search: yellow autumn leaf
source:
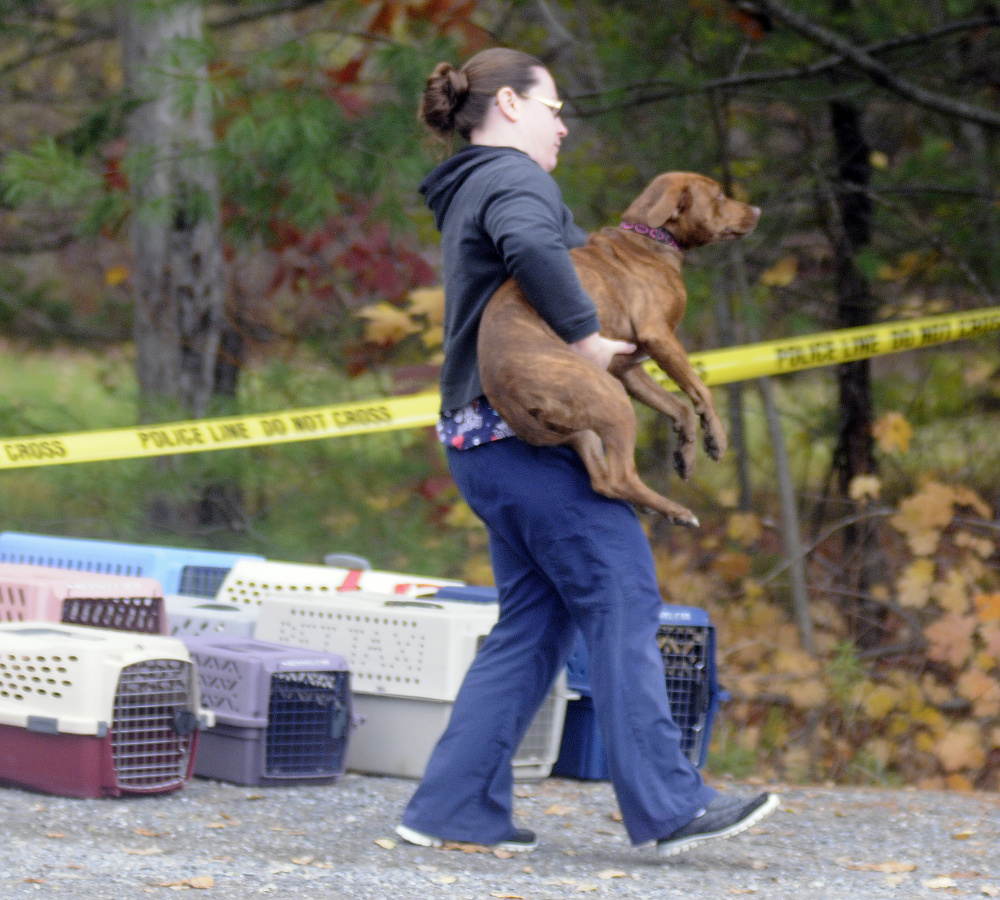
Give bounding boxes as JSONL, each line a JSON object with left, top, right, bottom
{"left": 356, "top": 302, "right": 422, "bottom": 346}
{"left": 374, "top": 838, "right": 396, "bottom": 850}
{"left": 727, "top": 512, "right": 763, "bottom": 546}
{"left": 872, "top": 412, "right": 913, "bottom": 454}
{"left": 407, "top": 286, "right": 445, "bottom": 324}
{"left": 896, "top": 559, "right": 935, "bottom": 609}
{"left": 760, "top": 256, "right": 798, "bottom": 287}
{"left": 104, "top": 265, "right": 129, "bottom": 286}
{"left": 925, "top": 612, "right": 977, "bottom": 668}
{"left": 788, "top": 678, "right": 828, "bottom": 709}
{"left": 861, "top": 684, "right": 901, "bottom": 719}
{"left": 934, "top": 722, "right": 986, "bottom": 772}
{"left": 421, "top": 324, "right": 444, "bottom": 350}
{"left": 890, "top": 482, "right": 957, "bottom": 556}
{"left": 945, "top": 773, "right": 975, "bottom": 791}
{"left": 956, "top": 668, "right": 1000, "bottom": 718}
{"left": 848, "top": 475, "right": 881, "bottom": 504}
{"left": 931, "top": 569, "right": 971, "bottom": 615}
{"left": 772, "top": 649, "right": 820, "bottom": 676}
{"left": 878, "top": 251, "right": 926, "bottom": 282}
{"left": 869, "top": 150, "right": 889, "bottom": 169}
{"left": 952, "top": 485, "right": 992, "bottom": 519}
{"left": 955, "top": 532, "right": 995, "bottom": 559}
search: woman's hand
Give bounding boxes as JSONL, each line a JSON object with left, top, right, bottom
{"left": 569, "top": 332, "right": 638, "bottom": 371}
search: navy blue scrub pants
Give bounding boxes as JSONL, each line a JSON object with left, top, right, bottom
{"left": 401, "top": 438, "right": 715, "bottom": 847}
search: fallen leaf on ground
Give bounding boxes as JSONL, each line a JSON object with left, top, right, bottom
{"left": 291, "top": 857, "right": 314, "bottom": 865}
{"left": 373, "top": 838, "right": 396, "bottom": 850}
{"left": 843, "top": 860, "right": 916, "bottom": 873}
{"left": 544, "top": 804, "right": 575, "bottom": 815}
{"left": 123, "top": 847, "right": 165, "bottom": 856}
{"left": 154, "top": 877, "right": 214, "bottom": 890}
{"left": 575, "top": 884, "right": 598, "bottom": 893}
{"left": 490, "top": 894, "right": 524, "bottom": 899}
{"left": 923, "top": 876, "right": 958, "bottom": 889}
{"left": 493, "top": 848, "right": 514, "bottom": 859}
{"left": 46, "top": 832, "right": 66, "bottom": 838}
{"left": 136, "top": 828, "right": 168, "bottom": 837}
{"left": 597, "top": 869, "right": 629, "bottom": 879}
{"left": 952, "top": 829, "right": 977, "bottom": 840}
{"left": 442, "top": 841, "right": 492, "bottom": 853}
{"left": 434, "top": 875, "right": 458, "bottom": 884}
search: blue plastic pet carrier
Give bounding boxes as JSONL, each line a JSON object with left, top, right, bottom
{"left": 553, "top": 605, "right": 721, "bottom": 778}
{"left": 0, "top": 532, "right": 263, "bottom": 598}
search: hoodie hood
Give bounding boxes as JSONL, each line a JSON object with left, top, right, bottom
{"left": 420, "top": 145, "right": 529, "bottom": 231}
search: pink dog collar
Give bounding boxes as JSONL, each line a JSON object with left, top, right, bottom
{"left": 620, "top": 221, "right": 680, "bottom": 249}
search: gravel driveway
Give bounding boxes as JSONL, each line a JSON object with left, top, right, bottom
{"left": 2, "top": 774, "right": 997, "bottom": 899}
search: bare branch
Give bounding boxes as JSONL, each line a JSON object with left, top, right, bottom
{"left": 750, "top": 0, "right": 1000, "bottom": 129}
{"left": 570, "top": 15, "right": 1000, "bottom": 120}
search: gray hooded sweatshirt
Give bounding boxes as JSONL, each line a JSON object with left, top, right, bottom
{"left": 419, "top": 145, "right": 601, "bottom": 412}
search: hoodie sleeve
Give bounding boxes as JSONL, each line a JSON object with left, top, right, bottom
{"left": 479, "top": 164, "right": 600, "bottom": 344}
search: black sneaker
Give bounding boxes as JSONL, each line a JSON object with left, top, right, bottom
{"left": 656, "top": 792, "right": 779, "bottom": 858}
{"left": 395, "top": 823, "right": 537, "bottom": 853}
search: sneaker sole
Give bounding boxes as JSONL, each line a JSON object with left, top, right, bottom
{"left": 395, "top": 824, "right": 537, "bottom": 853}
{"left": 656, "top": 793, "right": 780, "bottom": 858}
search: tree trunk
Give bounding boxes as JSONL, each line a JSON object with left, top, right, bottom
{"left": 118, "top": 0, "right": 225, "bottom": 422}
{"left": 829, "top": 98, "right": 883, "bottom": 647}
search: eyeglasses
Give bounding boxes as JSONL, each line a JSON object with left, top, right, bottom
{"left": 520, "top": 94, "right": 564, "bottom": 118}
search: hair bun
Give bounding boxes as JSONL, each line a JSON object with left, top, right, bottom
{"left": 421, "top": 62, "right": 470, "bottom": 136}
{"left": 434, "top": 62, "right": 469, "bottom": 108}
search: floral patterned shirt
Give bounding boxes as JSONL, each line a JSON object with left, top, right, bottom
{"left": 437, "top": 397, "right": 515, "bottom": 450}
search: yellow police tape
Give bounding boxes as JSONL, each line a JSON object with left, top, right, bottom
{"left": 3, "top": 306, "right": 1000, "bottom": 470}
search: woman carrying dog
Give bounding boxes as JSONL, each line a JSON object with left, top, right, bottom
{"left": 396, "top": 46, "right": 778, "bottom": 858}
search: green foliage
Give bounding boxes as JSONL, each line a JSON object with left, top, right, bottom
{"left": 2, "top": 137, "right": 102, "bottom": 210}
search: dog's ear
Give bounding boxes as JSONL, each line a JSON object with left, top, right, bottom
{"left": 622, "top": 175, "right": 692, "bottom": 228}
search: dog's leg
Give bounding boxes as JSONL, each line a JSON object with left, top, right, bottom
{"left": 642, "top": 332, "right": 727, "bottom": 461}
{"left": 568, "top": 411, "right": 700, "bottom": 528}
{"left": 615, "top": 366, "right": 699, "bottom": 479}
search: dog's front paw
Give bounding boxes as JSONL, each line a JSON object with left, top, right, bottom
{"left": 702, "top": 422, "right": 728, "bottom": 461}
{"left": 673, "top": 441, "right": 696, "bottom": 480}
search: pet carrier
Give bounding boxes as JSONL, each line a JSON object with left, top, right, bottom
{"left": 0, "top": 563, "right": 166, "bottom": 634}
{"left": 0, "top": 622, "right": 209, "bottom": 797}
{"left": 215, "top": 558, "right": 462, "bottom": 607}
{"left": 553, "top": 605, "right": 720, "bottom": 779}
{"left": 182, "top": 636, "right": 351, "bottom": 786}
{"left": 166, "top": 595, "right": 258, "bottom": 639}
{"left": 0, "top": 532, "right": 262, "bottom": 598}
{"left": 254, "top": 590, "right": 565, "bottom": 780}
{"left": 430, "top": 584, "right": 569, "bottom": 780}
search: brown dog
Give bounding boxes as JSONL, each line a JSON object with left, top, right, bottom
{"left": 478, "top": 172, "right": 760, "bottom": 526}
